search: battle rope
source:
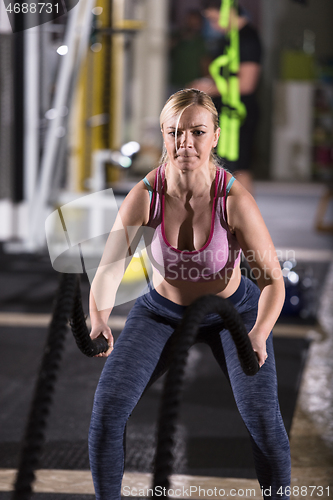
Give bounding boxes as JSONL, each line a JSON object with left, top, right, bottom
{"left": 69, "top": 276, "right": 109, "bottom": 357}
{"left": 12, "top": 273, "right": 77, "bottom": 500}
{"left": 12, "top": 274, "right": 107, "bottom": 500}
{"left": 152, "top": 294, "right": 260, "bottom": 497}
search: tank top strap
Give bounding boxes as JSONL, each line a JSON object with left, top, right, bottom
{"left": 215, "top": 167, "right": 227, "bottom": 222}
{"left": 142, "top": 177, "right": 153, "bottom": 204}
{"left": 144, "top": 164, "right": 165, "bottom": 226}
{"left": 221, "top": 171, "right": 236, "bottom": 225}
{"left": 226, "top": 176, "right": 236, "bottom": 198}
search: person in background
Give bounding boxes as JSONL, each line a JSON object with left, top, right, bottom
{"left": 190, "top": 0, "right": 262, "bottom": 194}
{"left": 169, "top": 10, "right": 210, "bottom": 93}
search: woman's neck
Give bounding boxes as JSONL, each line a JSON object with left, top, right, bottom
{"left": 164, "top": 162, "right": 216, "bottom": 200}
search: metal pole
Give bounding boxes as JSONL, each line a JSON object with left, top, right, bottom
{"left": 29, "top": 0, "right": 95, "bottom": 250}
{"left": 24, "top": 26, "right": 40, "bottom": 207}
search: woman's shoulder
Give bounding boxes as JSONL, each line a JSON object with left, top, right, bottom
{"left": 117, "top": 168, "right": 158, "bottom": 227}
{"left": 225, "top": 175, "right": 260, "bottom": 233}
{"left": 225, "top": 173, "right": 253, "bottom": 204}
{"left": 216, "top": 166, "right": 235, "bottom": 193}
{"left": 142, "top": 166, "right": 159, "bottom": 188}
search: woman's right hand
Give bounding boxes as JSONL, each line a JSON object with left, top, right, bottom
{"left": 90, "top": 323, "right": 114, "bottom": 358}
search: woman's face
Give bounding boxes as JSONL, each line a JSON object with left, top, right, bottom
{"left": 162, "top": 105, "right": 220, "bottom": 172}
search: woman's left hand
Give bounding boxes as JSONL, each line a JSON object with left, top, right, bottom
{"left": 248, "top": 328, "right": 268, "bottom": 368}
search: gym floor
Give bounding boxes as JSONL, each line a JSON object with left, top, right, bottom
{"left": 0, "top": 181, "right": 332, "bottom": 499}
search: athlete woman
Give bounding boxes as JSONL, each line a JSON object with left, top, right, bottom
{"left": 88, "top": 89, "right": 291, "bottom": 500}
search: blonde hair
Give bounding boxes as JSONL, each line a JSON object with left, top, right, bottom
{"left": 159, "top": 88, "right": 221, "bottom": 165}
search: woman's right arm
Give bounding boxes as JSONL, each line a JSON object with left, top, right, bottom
{"left": 89, "top": 179, "right": 152, "bottom": 357}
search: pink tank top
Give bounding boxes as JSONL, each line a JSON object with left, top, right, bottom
{"left": 144, "top": 164, "right": 241, "bottom": 283}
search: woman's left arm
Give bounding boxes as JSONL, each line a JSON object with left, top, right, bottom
{"left": 227, "top": 181, "right": 285, "bottom": 367}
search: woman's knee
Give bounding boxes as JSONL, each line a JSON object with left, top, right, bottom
{"left": 93, "top": 380, "right": 137, "bottom": 417}
{"left": 239, "top": 399, "right": 288, "bottom": 445}
{"left": 89, "top": 394, "right": 133, "bottom": 446}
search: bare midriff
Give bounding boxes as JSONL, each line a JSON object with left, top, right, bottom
{"left": 152, "top": 264, "right": 242, "bottom": 306}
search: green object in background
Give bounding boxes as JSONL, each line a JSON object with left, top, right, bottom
{"left": 209, "top": 55, "right": 229, "bottom": 95}
{"left": 281, "top": 50, "right": 315, "bottom": 80}
{"left": 209, "top": 0, "right": 246, "bottom": 161}
{"left": 219, "top": 0, "right": 231, "bottom": 28}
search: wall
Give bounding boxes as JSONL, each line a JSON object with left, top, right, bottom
{"left": 257, "top": 0, "right": 333, "bottom": 179}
